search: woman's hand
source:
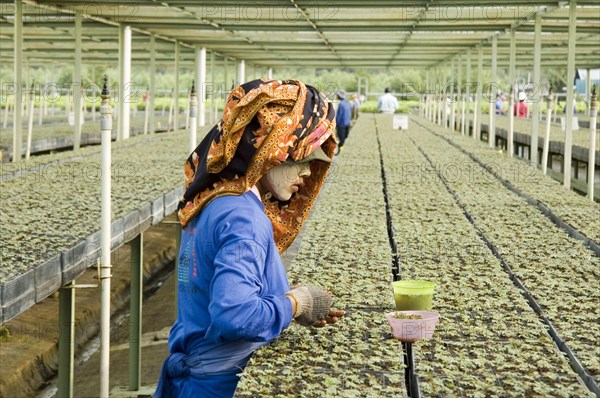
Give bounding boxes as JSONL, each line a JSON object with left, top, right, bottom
{"left": 311, "top": 308, "right": 346, "bottom": 328}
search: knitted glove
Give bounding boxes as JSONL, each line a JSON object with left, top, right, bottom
{"left": 287, "top": 286, "right": 333, "bottom": 326}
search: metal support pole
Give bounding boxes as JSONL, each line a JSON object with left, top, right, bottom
{"left": 91, "top": 68, "right": 97, "bottom": 122}
{"left": 189, "top": 81, "right": 197, "bottom": 153}
{"left": 425, "top": 73, "right": 430, "bottom": 120}
{"left": 144, "top": 87, "right": 149, "bottom": 134}
{"left": 542, "top": 87, "right": 554, "bottom": 175}
{"left": 128, "top": 233, "right": 143, "bottom": 391}
{"left": 13, "top": 0, "right": 23, "bottom": 162}
{"left": 442, "top": 66, "right": 448, "bottom": 128}
{"left": 465, "top": 50, "right": 471, "bottom": 136}
{"left": 238, "top": 60, "right": 245, "bottom": 86}
{"left": 564, "top": 0, "right": 577, "bottom": 189}
{"left": 224, "top": 57, "right": 229, "bottom": 98}
{"left": 39, "top": 81, "right": 44, "bottom": 126}
{"left": 149, "top": 34, "right": 156, "bottom": 134}
{"left": 438, "top": 69, "right": 443, "bottom": 125}
{"left": 99, "top": 76, "right": 113, "bottom": 398}
{"left": 586, "top": 68, "right": 591, "bottom": 117}
{"left": 167, "top": 88, "right": 174, "bottom": 129}
{"left": 74, "top": 11, "right": 82, "bottom": 150}
{"left": 450, "top": 59, "right": 455, "bottom": 131}
{"left": 197, "top": 48, "right": 206, "bottom": 127}
{"left": 57, "top": 282, "right": 75, "bottom": 398}
{"left": 508, "top": 29, "right": 516, "bottom": 157}
{"left": 475, "top": 45, "right": 483, "bottom": 141}
{"left": 434, "top": 74, "right": 439, "bottom": 123}
{"left": 210, "top": 50, "right": 216, "bottom": 125}
{"left": 457, "top": 56, "right": 462, "bottom": 132}
{"left": 173, "top": 41, "right": 180, "bottom": 133}
{"left": 588, "top": 86, "right": 597, "bottom": 200}
{"left": 267, "top": 67, "right": 273, "bottom": 79}
{"left": 118, "top": 25, "right": 131, "bottom": 140}
{"left": 489, "top": 35, "right": 497, "bottom": 148}
{"left": 26, "top": 83, "right": 34, "bottom": 159}
{"left": 531, "top": 14, "right": 542, "bottom": 164}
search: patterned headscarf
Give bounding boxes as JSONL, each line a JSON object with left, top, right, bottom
{"left": 177, "top": 79, "right": 337, "bottom": 253}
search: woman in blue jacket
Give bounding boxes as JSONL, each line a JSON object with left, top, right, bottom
{"left": 154, "top": 79, "right": 345, "bottom": 398}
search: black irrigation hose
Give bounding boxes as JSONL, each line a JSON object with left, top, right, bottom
{"left": 410, "top": 135, "right": 600, "bottom": 397}
{"left": 373, "top": 116, "right": 401, "bottom": 280}
{"left": 413, "top": 118, "right": 600, "bottom": 258}
{"left": 373, "top": 115, "right": 421, "bottom": 398}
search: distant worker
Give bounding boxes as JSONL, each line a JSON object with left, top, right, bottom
{"left": 377, "top": 87, "right": 398, "bottom": 114}
{"left": 336, "top": 90, "right": 352, "bottom": 152}
{"left": 514, "top": 91, "right": 528, "bottom": 118}
{"left": 495, "top": 91, "right": 505, "bottom": 115}
{"left": 351, "top": 94, "right": 360, "bottom": 120}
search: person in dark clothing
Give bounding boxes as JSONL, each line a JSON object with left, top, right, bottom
{"left": 335, "top": 90, "right": 352, "bottom": 153}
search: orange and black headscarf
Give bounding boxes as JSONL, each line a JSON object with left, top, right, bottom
{"left": 177, "top": 79, "right": 337, "bottom": 253}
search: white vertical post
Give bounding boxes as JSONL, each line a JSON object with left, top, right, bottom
{"left": 465, "top": 50, "right": 471, "bottom": 136}
{"left": 144, "top": 88, "right": 149, "bottom": 134}
{"left": 425, "top": 73, "right": 429, "bottom": 120}
{"left": 173, "top": 41, "right": 180, "bottom": 133}
{"left": 210, "top": 50, "right": 216, "bottom": 125}
{"left": 189, "top": 81, "right": 197, "bottom": 153}
{"left": 65, "top": 88, "right": 71, "bottom": 123}
{"left": 526, "top": 72, "right": 531, "bottom": 119}
{"left": 489, "top": 35, "right": 497, "bottom": 148}
{"left": 475, "top": 45, "right": 483, "bottom": 140}
{"left": 457, "top": 56, "right": 462, "bottom": 132}
{"left": 224, "top": 57, "right": 229, "bottom": 92}
{"left": 542, "top": 88, "right": 553, "bottom": 174}
{"left": 168, "top": 88, "right": 174, "bottom": 128}
{"left": 450, "top": 59, "right": 455, "bottom": 131}
{"left": 26, "top": 83, "right": 34, "bottom": 159}
{"left": 531, "top": 14, "right": 542, "bottom": 164}
{"left": 585, "top": 68, "right": 591, "bottom": 116}
{"left": 267, "top": 67, "right": 273, "bottom": 79}
{"left": 442, "top": 66, "right": 448, "bottom": 128}
{"left": 238, "top": 60, "right": 245, "bottom": 86}
{"left": 38, "top": 82, "right": 44, "bottom": 126}
{"left": 149, "top": 35, "right": 156, "bottom": 134}
{"left": 91, "top": 68, "right": 97, "bottom": 122}
{"left": 508, "top": 29, "right": 516, "bottom": 157}
{"left": 118, "top": 24, "right": 131, "bottom": 140}
{"left": 564, "top": 0, "right": 577, "bottom": 189}
{"left": 185, "top": 90, "right": 190, "bottom": 130}
{"left": 74, "top": 11, "right": 82, "bottom": 150}
{"left": 196, "top": 47, "right": 206, "bottom": 127}
{"left": 13, "top": 0, "right": 23, "bottom": 162}
{"left": 438, "top": 69, "right": 443, "bottom": 125}
{"left": 99, "top": 76, "right": 112, "bottom": 398}
{"left": 433, "top": 71, "right": 438, "bottom": 124}
{"left": 588, "top": 87, "right": 596, "bottom": 200}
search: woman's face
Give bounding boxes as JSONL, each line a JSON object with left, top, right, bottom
{"left": 260, "top": 161, "right": 312, "bottom": 201}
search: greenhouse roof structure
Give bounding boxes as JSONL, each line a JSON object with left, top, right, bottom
{"left": 1, "top": 0, "right": 599, "bottom": 69}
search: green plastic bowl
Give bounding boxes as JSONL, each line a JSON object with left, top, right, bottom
{"left": 392, "top": 280, "right": 436, "bottom": 310}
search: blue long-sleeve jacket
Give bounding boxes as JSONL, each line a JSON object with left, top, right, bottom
{"left": 336, "top": 98, "right": 352, "bottom": 128}
{"left": 169, "top": 191, "right": 293, "bottom": 352}
{"left": 157, "top": 192, "right": 293, "bottom": 396}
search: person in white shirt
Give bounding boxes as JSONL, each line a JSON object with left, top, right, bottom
{"left": 377, "top": 87, "right": 399, "bottom": 114}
